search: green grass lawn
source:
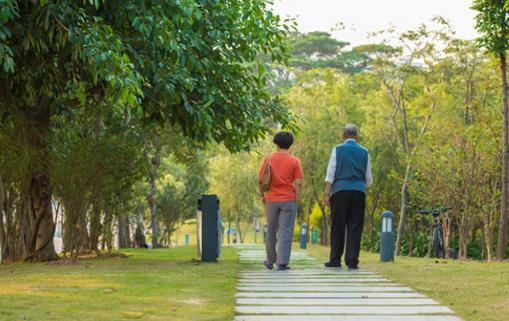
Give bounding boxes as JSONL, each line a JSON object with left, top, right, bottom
{"left": 0, "top": 247, "right": 240, "bottom": 321}
{"left": 307, "top": 244, "right": 509, "bottom": 321}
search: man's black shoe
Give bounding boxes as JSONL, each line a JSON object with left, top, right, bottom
{"left": 347, "top": 265, "right": 359, "bottom": 270}
{"left": 324, "top": 262, "right": 341, "bottom": 268}
{"left": 277, "top": 264, "right": 291, "bottom": 271}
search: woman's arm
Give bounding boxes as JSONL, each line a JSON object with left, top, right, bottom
{"left": 294, "top": 178, "right": 302, "bottom": 202}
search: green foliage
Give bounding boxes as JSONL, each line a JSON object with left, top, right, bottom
{"left": 0, "top": 0, "right": 295, "bottom": 260}
{"left": 289, "top": 32, "right": 370, "bottom": 73}
{"left": 157, "top": 151, "right": 209, "bottom": 245}
{"left": 209, "top": 149, "right": 262, "bottom": 230}
{"left": 472, "top": 0, "right": 509, "bottom": 55}
{"left": 1, "top": 0, "right": 294, "bottom": 150}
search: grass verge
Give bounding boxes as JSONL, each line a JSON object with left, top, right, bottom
{"left": 307, "top": 244, "right": 509, "bottom": 321}
{"left": 0, "top": 246, "right": 240, "bottom": 321}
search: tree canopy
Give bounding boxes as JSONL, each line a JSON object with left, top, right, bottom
{"left": 0, "top": 0, "right": 293, "bottom": 262}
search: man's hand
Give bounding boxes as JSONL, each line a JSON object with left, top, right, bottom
{"left": 324, "top": 194, "right": 331, "bottom": 207}
{"left": 324, "top": 182, "right": 332, "bottom": 207}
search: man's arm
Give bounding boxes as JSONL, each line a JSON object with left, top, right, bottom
{"left": 366, "top": 154, "right": 373, "bottom": 189}
{"left": 324, "top": 147, "right": 336, "bottom": 207}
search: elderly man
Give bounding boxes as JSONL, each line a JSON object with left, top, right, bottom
{"left": 323, "top": 124, "right": 372, "bottom": 269}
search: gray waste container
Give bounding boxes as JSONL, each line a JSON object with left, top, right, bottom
{"left": 197, "top": 195, "right": 221, "bottom": 262}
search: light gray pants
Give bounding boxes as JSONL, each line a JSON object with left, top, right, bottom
{"left": 265, "top": 201, "right": 297, "bottom": 265}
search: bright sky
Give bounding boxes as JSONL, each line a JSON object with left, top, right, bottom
{"left": 272, "top": 0, "right": 478, "bottom": 45}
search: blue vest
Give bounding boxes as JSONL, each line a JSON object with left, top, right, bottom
{"left": 332, "top": 140, "right": 369, "bottom": 195}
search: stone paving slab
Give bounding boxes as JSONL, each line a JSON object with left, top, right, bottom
{"left": 241, "top": 271, "right": 375, "bottom": 276}
{"left": 239, "top": 278, "right": 390, "bottom": 283}
{"left": 235, "top": 306, "right": 453, "bottom": 315}
{"left": 239, "top": 283, "right": 396, "bottom": 287}
{"left": 237, "top": 285, "right": 413, "bottom": 292}
{"left": 241, "top": 273, "right": 380, "bottom": 280}
{"left": 236, "top": 292, "right": 426, "bottom": 299}
{"left": 234, "top": 316, "right": 463, "bottom": 321}
{"left": 233, "top": 245, "right": 460, "bottom": 321}
{"left": 236, "top": 298, "right": 439, "bottom": 306}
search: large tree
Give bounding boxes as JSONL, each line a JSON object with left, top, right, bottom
{"left": 0, "top": 0, "right": 292, "bottom": 262}
{"left": 473, "top": 0, "right": 509, "bottom": 260}
{"left": 289, "top": 31, "right": 370, "bottom": 73}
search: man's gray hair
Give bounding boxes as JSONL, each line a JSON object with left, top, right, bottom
{"left": 343, "top": 124, "right": 359, "bottom": 137}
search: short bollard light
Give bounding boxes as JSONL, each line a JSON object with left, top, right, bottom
{"left": 380, "top": 210, "right": 395, "bottom": 262}
{"left": 300, "top": 223, "right": 308, "bottom": 249}
{"left": 311, "top": 228, "right": 319, "bottom": 245}
{"left": 184, "top": 233, "right": 190, "bottom": 246}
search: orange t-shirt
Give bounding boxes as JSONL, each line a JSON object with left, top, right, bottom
{"left": 258, "top": 152, "right": 304, "bottom": 202}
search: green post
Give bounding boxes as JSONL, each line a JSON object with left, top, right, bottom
{"left": 311, "top": 228, "right": 319, "bottom": 245}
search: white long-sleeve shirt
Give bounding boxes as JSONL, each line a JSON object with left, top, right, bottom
{"left": 325, "top": 139, "right": 373, "bottom": 187}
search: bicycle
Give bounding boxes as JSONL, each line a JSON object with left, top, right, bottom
{"left": 418, "top": 206, "right": 452, "bottom": 259}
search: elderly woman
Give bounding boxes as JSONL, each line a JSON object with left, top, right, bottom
{"left": 258, "top": 132, "right": 304, "bottom": 271}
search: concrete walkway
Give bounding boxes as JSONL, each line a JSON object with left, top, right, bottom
{"left": 234, "top": 245, "right": 461, "bottom": 321}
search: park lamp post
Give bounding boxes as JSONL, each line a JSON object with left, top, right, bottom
{"left": 380, "top": 211, "right": 395, "bottom": 262}
{"left": 300, "top": 223, "right": 308, "bottom": 249}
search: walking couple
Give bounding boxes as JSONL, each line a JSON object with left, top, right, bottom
{"left": 258, "top": 124, "right": 372, "bottom": 271}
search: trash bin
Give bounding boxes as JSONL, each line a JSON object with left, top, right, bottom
{"left": 380, "top": 210, "right": 395, "bottom": 262}
{"left": 300, "top": 223, "right": 308, "bottom": 249}
{"left": 197, "top": 195, "right": 221, "bottom": 262}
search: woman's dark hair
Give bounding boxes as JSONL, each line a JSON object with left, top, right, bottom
{"left": 273, "top": 131, "right": 294, "bottom": 149}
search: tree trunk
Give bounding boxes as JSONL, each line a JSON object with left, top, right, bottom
{"left": 118, "top": 216, "right": 129, "bottom": 248}
{"left": 90, "top": 202, "right": 102, "bottom": 252}
{"left": 306, "top": 200, "right": 312, "bottom": 243}
{"left": 26, "top": 171, "right": 58, "bottom": 261}
{"left": 227, "top": 211, "right": 231, "bottom": 244}
{"left": 148, "top": 133, "right": 161, "bottom": 248}
{"left": 102, "top": 207, "right": 114, "bottom": 252}
{"left": 480, "top": 222, "right": 486, "bottom": 260}
{"left": 459, "top": 213, "right": 469, "bottom": 260}
{"left": 78, "top": 208, "right": 90, "bottom": 253}
{"left": 16, "top": 105, "right": 58, "bottom": 262}
{"left": 1, "top": 186, "right": 13, "bottom": 263}
{"left": 443, "top": 214, "right": 452, "bottom": 258}
{"left": 497, "top": 52, "right": 509, "bottom": 261}
{"left": 395, "top": 165, "right": 411, "bottom": 255}
{"left": 318, "top": 203, "right": 329, "bottom": 245}
{"left": 426, "top": 223, "right": 433, "bottom": 258}
{"left": 314, "top": 191, "right": 329, "bottom": 245}
{"left": 368, "top": 191, "right": 381, "bottom": 249}
{"left": 407, "top": 221, "right": 414, "bottom": 257}
{"left": 484, "top": 211, "right": 494, "bottom": 261}
{"left": 0, "top": 176, "right": 5, "bottom": 262}
{"left": 62, "top": 203, "right": 73, "bottom": 255}
{"left": 236, "top": 210, "right": 244, "bottom": 244}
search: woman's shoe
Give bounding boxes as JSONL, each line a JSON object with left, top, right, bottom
{"left": 263, "top": 260, "right": 274, "bottom": 270}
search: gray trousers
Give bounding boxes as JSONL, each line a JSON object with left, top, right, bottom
{"left": 265, "top": 201, "right": 297, "bottom": 265}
